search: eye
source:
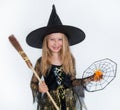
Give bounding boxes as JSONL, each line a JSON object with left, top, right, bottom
{"left": 49, "top": 38, "right": 54, "bottom": 41}
{"left": 58, "top": 38, "right": 63, "bottom": 41}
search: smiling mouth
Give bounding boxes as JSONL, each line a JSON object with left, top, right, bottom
{"left": 53, "top": 47, "right": 60, "bottom": 50}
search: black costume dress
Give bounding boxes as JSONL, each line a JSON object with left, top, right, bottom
{"left": 31, "top": 58, "right": 90, "bottom": 110}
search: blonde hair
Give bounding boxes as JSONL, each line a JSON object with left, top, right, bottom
{"left": 40, "top": 33, "right": 76, "bottom": 77}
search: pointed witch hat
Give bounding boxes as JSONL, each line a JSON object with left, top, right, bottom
{"left": 26, "top": 5, "right": 85, "bottom": 49}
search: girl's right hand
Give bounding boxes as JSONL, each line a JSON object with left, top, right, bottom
{"left": 39, "top": 81, "right": 48, "bottom": 93}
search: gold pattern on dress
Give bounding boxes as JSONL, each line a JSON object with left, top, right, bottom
{"left": 54, "top": 66, "right": 66, "bottom": 100}
{"left": 57, "top": 85, "right": 65, "bottom": 99}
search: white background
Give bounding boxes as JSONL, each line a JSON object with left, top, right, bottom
{"left": 0, "top": 0, "right": 120, "bottom": 110}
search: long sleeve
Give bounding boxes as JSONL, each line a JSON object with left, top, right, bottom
{"left": 30, "top": 58, "right": 42, "bottom": 103}
{"left": 72, "top": 75, "right": 94, "bottom": 98}
{"left": 72, "top": 75, "right": 94, "bottom": 87}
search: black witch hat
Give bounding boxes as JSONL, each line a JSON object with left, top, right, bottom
{"left": 26, "top": 5, "right": 85, "bottom": 49}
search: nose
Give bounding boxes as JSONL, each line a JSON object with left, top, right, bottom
{"left": 54, "top": 39, "right": 58, "bottom": 44}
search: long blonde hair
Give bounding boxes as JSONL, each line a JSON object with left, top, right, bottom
{"left": 40, "top": 33, "right": 76, "bottom": 77}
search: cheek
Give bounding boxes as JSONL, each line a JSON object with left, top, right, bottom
{"left": 47, "top": 41, "right": 52, "bottom": 46}
{"left": 59, "top": 41, "right": 63, "bottom": 46}
{"left": 60, "top": 44, "right": 63, "bottom": 48}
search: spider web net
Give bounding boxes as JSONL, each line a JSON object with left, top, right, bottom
{"left": 82, "top": 58, "right": 117, "bottom": 92}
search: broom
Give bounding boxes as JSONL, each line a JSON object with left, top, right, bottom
{"left": 8, "top": 35, "right": 60, "bottom": 110}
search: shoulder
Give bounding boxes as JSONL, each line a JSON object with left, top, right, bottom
{"left": 36, "top": 57, "right": 42, "bottom": 63}
{"left": 34, "top": 57, "right": 42, "bottom": 67}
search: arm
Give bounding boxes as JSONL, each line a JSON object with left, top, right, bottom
{"left": 30, "top": 58, "right": 42, "bottom": 102}
{"left": 30, "top": 57, "right": 49, "bottom": 102}
{"left": 72, "top": 75, "right": 94, "bottom": 87}
{"left": 72, "top": 71, "right": 103, "bottom": 87}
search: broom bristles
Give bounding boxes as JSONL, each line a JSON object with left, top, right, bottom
{"left": 8, "top": 35, "right": 23, "bottom": 52}
{"left": 8, "top": 35, "right": 32, "bottom": 68}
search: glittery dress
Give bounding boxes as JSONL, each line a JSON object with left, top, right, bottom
{"left": 31, "top": 58, "right": 88, "bottom": 110}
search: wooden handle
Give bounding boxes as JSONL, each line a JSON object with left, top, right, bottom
{"left": 30, "top": 66, "right": 59, "bottom": 110}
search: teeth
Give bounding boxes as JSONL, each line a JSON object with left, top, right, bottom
{"left": 54, "top": 47, "right": 58, "bottom": 49}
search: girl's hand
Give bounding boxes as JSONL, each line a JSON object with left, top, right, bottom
{"left": 39, "top": 81, "right": 48, "bottom": 93}
{"left": 93, "top": 70, "right": 103, "bottom": 81}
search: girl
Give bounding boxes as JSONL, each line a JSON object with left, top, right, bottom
{"left": 26, "top": 5, "right": 100, "bottom": 110}
{"left": 30, "top": 33, "right": 93, "bottom": 110}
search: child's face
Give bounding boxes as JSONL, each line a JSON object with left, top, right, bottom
{"left": 47, "top": 33, "right": 63, "bottom": 53}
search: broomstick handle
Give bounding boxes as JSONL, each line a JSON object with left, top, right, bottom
{"left": 30, "top": 66, "right": 59, "bottom": 110}
{"left": 8, "top": 35, "right": 60, "bottom": 110}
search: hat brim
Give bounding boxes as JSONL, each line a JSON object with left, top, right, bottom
{"left": 26, "top": 25, "right": 85, "bottom": 49}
